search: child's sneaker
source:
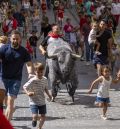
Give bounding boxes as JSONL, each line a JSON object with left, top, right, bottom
{"left": 32, "top": 120, "right": 37, "bottom": 127}
{"left": 101, "top": 115, "right": 108, "bottom": 120}
{"left": 95, "top": 51, "right": 102, "bottom": 55}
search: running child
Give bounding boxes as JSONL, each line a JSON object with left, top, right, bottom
{"left": 23, "top": 62, "right": 52, "bottom": 129}
{"left": 88, "top": 66, "right": 120, "bottom": 120}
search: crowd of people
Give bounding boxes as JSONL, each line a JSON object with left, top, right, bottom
{"left": 0, "top": 0, "right": 120, "bottom": 128}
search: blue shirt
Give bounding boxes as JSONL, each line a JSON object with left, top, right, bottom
{"left": 0, "top": 44, "right": 31, "bottom": 80}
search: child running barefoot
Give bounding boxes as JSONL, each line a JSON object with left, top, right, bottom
{"left": 23, "top": 62, "right": 52, "bottom": 129}
{"left": 88, "top": 66, "right": 120, "bottom": 120}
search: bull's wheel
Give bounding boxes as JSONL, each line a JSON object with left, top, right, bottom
{"left": 66, "top": 82, "right": 75, "bottom": 102}
{"left": 71, "top": 95, "right": 74, "bottom": 102}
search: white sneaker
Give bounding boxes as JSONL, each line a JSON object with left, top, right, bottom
{"left": 95, "top": 51, "right": 102, "bottom": 55}
{"left": 101, "top": 115, "right": 108, "bottom": 120}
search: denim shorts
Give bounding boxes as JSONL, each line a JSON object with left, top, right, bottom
{"left": 93, "top": 54, "right": 108, "bottom": 66}
{"left": 96, "top": 97, "right": 110, "bottom": 103}
{"left": 2, "top": 79, "right": 21, "bottom": 97}
{"left": 30, "top": 105, "right": 46, "bottom": 115}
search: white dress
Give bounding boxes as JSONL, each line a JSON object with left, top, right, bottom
{"left": 97, "top": 76, "right": 112, "bottom": 98}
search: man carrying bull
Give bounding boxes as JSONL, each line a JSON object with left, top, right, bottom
{"left": 39, "top": 24, "right": 63, "bottom": 101}
{"left": 39, "top": 24, "right": 63, "bottom": 56}
{"left": 39, "top": 24, "right": 78, "bottom": 102}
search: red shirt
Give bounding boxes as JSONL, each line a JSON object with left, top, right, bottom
{"left": 0, "top": 110, "right": 14, "bottom": 129}
{"left": 64, "top": 24, "right": 73, "bottom": 33}
{"left": 58, "top": 7, "right": 64, "bottom": 18}
{"left": 41, "top": 3, "right": 47, "bottom": 11}
{"left": 80, "top": 17, "right": 87, "bottom": 31}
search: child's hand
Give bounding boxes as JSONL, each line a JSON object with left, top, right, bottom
{"left": 47, "top": 95, "right": 52, "bottom": 102}
{"left": 88, "top": 89, "right": 92, "bottom": 94}
{"left": 27, "top": 92, "right": 35, "bottom": 96}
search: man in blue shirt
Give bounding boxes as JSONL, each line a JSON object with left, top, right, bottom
{"left": 0, "top": 30, "right": 33, "bottom": 120}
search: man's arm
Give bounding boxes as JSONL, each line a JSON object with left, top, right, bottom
{"left": 39, "top": 45, "right": 46, "bottom": 55}
{"left": 39, "top": 36, "right": 50, "bottom": 55}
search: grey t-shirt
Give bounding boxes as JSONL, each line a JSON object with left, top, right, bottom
{"left": 23, "top": 76, "right": 48, "bottom": 106}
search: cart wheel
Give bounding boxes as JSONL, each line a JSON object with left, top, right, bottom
{"left": 71, "top": 95, "right": 74, "bottom": 102}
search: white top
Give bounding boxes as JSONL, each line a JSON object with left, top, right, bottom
{"left": 23, "top": 2, "right": 30, "bottom": 9}
{"left": 96, "top": 5, "right": 105, "bottom": 18}
{"left": 111, "top": 3, "right": 120, "bottom": 15}
{"left": 23, "top": 76, "right": 48, "bottom": 106}
{"left": 97, "top": 76, "right": 112, "bottom": 98}
{"left": 88, "top": 29, "right": 97, "bottom": 44}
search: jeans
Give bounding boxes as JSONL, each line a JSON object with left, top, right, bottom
{"left": 84, "top": 37, "right": 90, "bottom": 61}
{"left": 89, "top": 43, "right": 94, "bottom": 61}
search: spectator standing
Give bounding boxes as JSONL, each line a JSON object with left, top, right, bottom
{"left": 41, "top": 0, "right": 47, "bottom": 14}
{"left": 64, "top": 18, "right": 73, "bottom": 43}
{"left": 81, "top": 16, "right": 91, "bottom": 65}
{"left": 111, "top": 0, "right": 120, "bottom": 26}
{"left": 53, "top": 0, "right": 60, "bottom": 23}
{"left": 40, "top": 16, "right": 52, "bottom": 38}
{"left": 13, "top": 9, "right": 26, "bottom": 37}
{"left": 57, "top": 3, "right": 64, "bottom": 28}
{"left": 84, "top": 0, "right": 92, "bottom": 16}
{"left": 29, "top": 30, "right": 39, "bottom": 59}
{"left": 2, "top": 11, "right": 18, "bottom": 36}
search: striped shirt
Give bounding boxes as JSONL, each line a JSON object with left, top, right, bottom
{"left": 23, "top": 76, "right": 48, "bottom": 106}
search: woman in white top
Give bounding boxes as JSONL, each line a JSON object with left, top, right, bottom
{"left": 88, "top": 66, "right": 120, "bottom": 120}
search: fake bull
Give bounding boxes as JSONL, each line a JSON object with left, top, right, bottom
{"left": 46, "top": 37, "right": 80, "bottom": 102}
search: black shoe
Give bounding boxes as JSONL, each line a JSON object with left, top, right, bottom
{"left": 32, "top": 120, "right": 37, "bottom": 127}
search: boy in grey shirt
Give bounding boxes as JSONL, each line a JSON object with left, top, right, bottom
{"left": 23, "top": 62, "right": 52, "bottom": 129}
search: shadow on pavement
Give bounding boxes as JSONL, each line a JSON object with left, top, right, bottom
{"left": 46, "top": 116, "right": 66, "bottom": 121}
{"left": 13, "top": 125, "right": 31, "bottom": 129}
{"left": 15, "top": 106, "right": 30, "bottom": 109}
{"left": 108, "top": 118, "right": 120, "bottom": 121}
{"left": 12, "top": 117, "right": 32, "bottom": 121}
{"left": 13, "top": 116, "right": 65, "bottom": 121}
{"left": 55, "top": 92, "right": 96, "bottom": 108}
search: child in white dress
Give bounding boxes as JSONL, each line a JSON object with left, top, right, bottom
{"left": 88, "top": 66, "right": 120, "bottom": 120}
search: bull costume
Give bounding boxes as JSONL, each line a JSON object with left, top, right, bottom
{"left": 40, "top": 27, "right": 79, "bottom": 102}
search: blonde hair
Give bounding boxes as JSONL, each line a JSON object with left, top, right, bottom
{"left": 34, "top": 62, "right": 44, "bottom": 72}
{"left": 0, "top": 36, "right": 8, "bottom": 44}
{"left": 91, "top": 20, "right": 97, "bottom": 25}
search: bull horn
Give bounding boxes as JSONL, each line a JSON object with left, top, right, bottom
{"left": 47, "top": 54, "right": 58, "bottom": 58}
{"left": 71, "top": 53, "right": 81, "bottom": 58}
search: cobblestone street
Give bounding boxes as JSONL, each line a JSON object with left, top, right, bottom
{"left": 10, "top": 7, "right": 120, "bottom": 129}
